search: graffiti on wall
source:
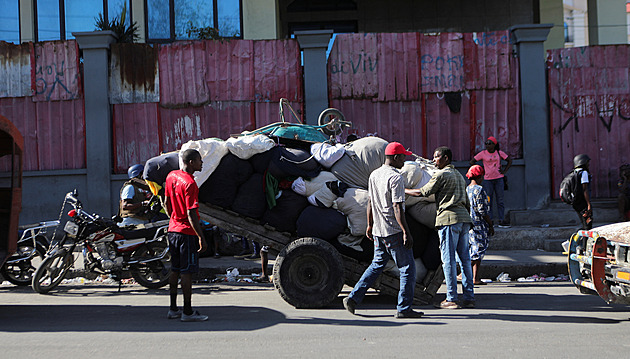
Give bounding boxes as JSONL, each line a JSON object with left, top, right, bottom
{"left": 329, "top": 53, "right": 378, "bottom": 75}
{"left": 420, "top": 54, "right": 465, "bottom": 90}
{"left": 34, "top": 60, "right": 77, "bottom": 101}
{"left": 552, "top": 96, "right": 630, "bottom": 134}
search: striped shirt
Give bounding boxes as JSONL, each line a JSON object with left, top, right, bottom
{"left": 417, "top": 164, "right": 471, "bottom": 226}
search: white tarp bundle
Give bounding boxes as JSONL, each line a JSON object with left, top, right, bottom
{"left": 333, "top": 188, "right": 370, "bottom": 237}
{"left": 226, "top": 134, "right": 275, "bottom": 160}
{"left": 311, "top": 142, "right": 346, "bottom": 168}
{"left": 180, "top": 138, "right": 229, "bottom": 187}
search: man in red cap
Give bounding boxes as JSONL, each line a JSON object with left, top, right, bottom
{"left": 343, "top": 142, "right": 424, "bottom": 318}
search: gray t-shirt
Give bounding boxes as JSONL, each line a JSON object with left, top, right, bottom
{"left": 368, "top": 164, "right": 405, "bottom": 237}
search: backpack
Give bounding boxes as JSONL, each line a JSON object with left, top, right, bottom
{"left": 559, "top": 169, "right": 583, "bottom": 205}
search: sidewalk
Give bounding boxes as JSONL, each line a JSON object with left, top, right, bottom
{"left": 196, "top": 249, "right": 568, "bottom": 282}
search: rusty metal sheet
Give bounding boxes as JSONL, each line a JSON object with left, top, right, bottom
{"left": 0, "top": 42, "right": 32, "bottom": 98}
{"left": 204, "top": 40, "right": 254, "bottom": 102}
{"left": 548, "top": 46, "right": 630, "bottom": 198}
{"left": 330, "top": 99, "right": 426, "bottom": 156}
{"left": 423, "top": 93, "right": 472, "bottom": 161}
{"left": 110, "top": 43, "right": 159, "bottom": 104}
{"left": 158, "top": 41, "right": 210, "bottom": 107}
{"left": 159, "top": 39, "right": 300, "bottom": 107}
{"left": 329, "top": 33, "right": 419, "bottom": 101}
{"left": 32, "top": 41, "right": 82, "bottom": 102}
{"left": 469, "top": 61, "right": 522, "bottom": 159}
{"left": 112, "top": 103, "right": 161, "bottom": 173}
{"left": 0, "top": 97, "right": 38, "bottom": 171}
{"left": 420, "top": 32, "right": 465, "bottom": 94}
{"left": 253, "top": 40, "right": 302, "bottom": 102}
{"left": 463, "top": 31, "right": 513, "bottom": 90}
{"left": 158, "top": 101, "right": 254, "bottom": 153}
{"left": 33, "top": 99, "right": 85, "bottom": 170}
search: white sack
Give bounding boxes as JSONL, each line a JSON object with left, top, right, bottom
{"left": 401, "top": 160, "right": 438, "bottom": 207}
{"left": 311, "top": 142, "right": 346, "bottom": 168}
{"left": 337, "top": 234, "right": 364, "bottom": 252}
{"left": 226, "top": 134, "right": 275, "bottom": 160}
{"left": 333, "top": 188, "right": 369, "bottom": 237}
{"left": 291, "top": 171, "right": 338, "bottom": 197}
{"left": 180, "top": 138, "right": 229, "bottom": 187}
{"left": 307, "top": 185, "right": 338, "bottom": 207}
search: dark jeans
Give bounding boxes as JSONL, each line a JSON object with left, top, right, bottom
{"left": 483, "top": 177, "right": 505, "bottom": 222}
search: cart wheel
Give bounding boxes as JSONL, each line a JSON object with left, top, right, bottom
{"left": 317, "top": 108, "right": 345, "bottom": 136}
{"left": 273, "top": 237, "right": 345, "bottom": 308}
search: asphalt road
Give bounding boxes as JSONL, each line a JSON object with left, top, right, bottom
{"left": 1, "top": 280, "right": 629, "bottom": 358}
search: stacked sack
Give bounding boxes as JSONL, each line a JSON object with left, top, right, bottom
{"left": 144, "top": 134, "right": 440, "bottom": 278}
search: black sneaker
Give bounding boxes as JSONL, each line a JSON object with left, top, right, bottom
{"left": 343, "top": 297, "right": 356, "bottom": 315}
{"left": 394, "top": 309, "right": 424, "bottom": 318}
{"left": 462, "top": 300, "right": 476, "bottom": 309}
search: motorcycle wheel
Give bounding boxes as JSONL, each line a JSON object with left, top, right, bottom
{"left": 130, "top": 241, "right": 171, "bottom": 289}
{"left": 0, "top": 239, "right": 47, "bottom": 286}
{"left": 32, "top": 248, "right": 73, "bottom": 294}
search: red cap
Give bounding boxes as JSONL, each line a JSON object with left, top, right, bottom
{"left": 466, "top": 165, "right": 485, "bottom": 179}
{"left": 385, "top": 142, "right": 412, "bottom": 156}
{"left": 487, "top": 136, "right": 498, "bottom": 145}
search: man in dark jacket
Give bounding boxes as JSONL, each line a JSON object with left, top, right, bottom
{"left": 119, "top": 164, "right": 152, "bottom": 226}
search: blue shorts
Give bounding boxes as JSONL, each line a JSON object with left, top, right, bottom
{"left": 168, "top": 232, "right": 199, "bottom": 274}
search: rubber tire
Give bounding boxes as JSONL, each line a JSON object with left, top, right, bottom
{"left": 0, "top": 238, "right": 47, "bottom": 286}
{"left": 317, "top": 108, "right": 345, "bottom": 136}
{"left": 32, "top": 248, "right": 73, "bottom": 294}
{"left": 130, "top": 241, "right": 171, "bottom": 289}
{"left": 273, "top": 237, "right": 345, "bottom": 308}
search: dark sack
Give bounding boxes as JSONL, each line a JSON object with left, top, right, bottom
{"left": 231, "top": 173, "right": 267, "bottom": 219}
{"left": 199, "top": 154, "right": 253, "bottom": 208}
{"left": 296, "top": 206, "right": 347, "bottom": 242}
{"left": 559, "top": 170, "right": 582, "bottom": 205}
{"left": 268, "top": 147, "right": 322, "bottom": 180}
{"left": 143, "top": 151, "right": 179, "bottom": 185}
{"left": 261, "top": 189, "right": 309, "bottom": 233}
{"left": 249, "top": 147, "right": 275, "bottom": 174}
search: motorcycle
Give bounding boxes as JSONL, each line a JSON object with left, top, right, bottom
{"left": 0, "top": 220, "right": 59, "bottom": 286}
{"left": 32, "top": 190, "right": 171, "bottom": 294}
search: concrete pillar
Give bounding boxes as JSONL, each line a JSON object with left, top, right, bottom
{"left": 295, "top": 30, "right": 333, "bottom": 125}
{"left": 73, "top": 31, "right": 117, "bottom": 216}
{"left": 510, "top": 24, "right": 552, "bottom": 210}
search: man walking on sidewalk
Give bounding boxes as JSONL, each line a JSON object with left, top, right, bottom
{"left": 343, "top": 142, "right": 423, "bottom": 319}
{"left": 407, "top": 146, "right": 474, "bottom": 309}
{"left": 164, "top": 149, "right": 208, "bottom": 322}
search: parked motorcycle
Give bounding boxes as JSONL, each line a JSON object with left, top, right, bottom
{"left": 0, "top": 220, "right": 58, "bottom": 286}
{"left": 32, "top": 190, "right": 171, "bottom": 293}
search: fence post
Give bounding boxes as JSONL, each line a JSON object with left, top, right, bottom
{"left": 510, "top": 24, "right": 552, "bottom": 209}
{"left": 295, "top": 30, "right": 333, "bottom": 125}
{"left": 73, "top": 31, "right": 117, "bottom": 216}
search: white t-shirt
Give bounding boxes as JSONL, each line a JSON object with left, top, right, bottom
{"left": 580, "top": 170, "right": 589, "bottom": 184}
{"left": 121, "top": 184, "right": 135, "bottom": 200}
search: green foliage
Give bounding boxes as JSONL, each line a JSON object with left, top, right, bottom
{"left": 94, "top": 3, "right": 139, "bottom": 43}
{"left": 185, "top": 22, "right": 229, "bottom": 42}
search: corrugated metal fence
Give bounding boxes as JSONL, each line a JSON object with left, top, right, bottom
{"left": 0, "top": 40, "right": 84, "bottom": 171}
{"left": 110, "top": 39, "right": 303, "bottom": 172}
{"left": 328, "top": 31, "right": 520, "bottom": 161}
{"left": 547, "top": 45, "right": 630, "bottom": 198}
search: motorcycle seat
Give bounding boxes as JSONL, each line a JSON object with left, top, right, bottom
{"left": 117, "top": 227, "right": 159, "bottom": 241}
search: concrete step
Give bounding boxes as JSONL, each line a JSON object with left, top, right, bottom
{"left": 509, "top": 206, "right": 619, "bottom": 227}
{"left": 489, "top": 225, "right": 577, "bottom": 251}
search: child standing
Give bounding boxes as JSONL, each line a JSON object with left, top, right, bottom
{"left": 470, "top": 136, "right": 512, "bottom": 227}
{"left": 466, "top": 165, "right": 494, "bottom": 285}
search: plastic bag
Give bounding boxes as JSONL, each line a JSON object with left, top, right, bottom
{"left": 226, "top": 134, "right": 275, "bottom": 160}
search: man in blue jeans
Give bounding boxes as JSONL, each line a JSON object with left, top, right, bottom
{"left": 342, "top": 142, "right": 423, "bottom": 319}
{"left": 407, "top": 146, "right": 474, "bottom": 309}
